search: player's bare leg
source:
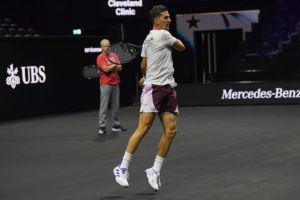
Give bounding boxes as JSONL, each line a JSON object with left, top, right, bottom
{"left": 113, "top": 112, "right": 155, "bottom": 187}
{"left": 157, "top": 112, "right": 177, "bottom": 157}
{"left": 146, "top": 112, "right": 177, "bottom": 191}
{"left": 125, "top": 112, "right": 156, "bottom": 154}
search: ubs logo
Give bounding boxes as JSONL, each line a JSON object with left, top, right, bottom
{"left": 6, "top": 64, "right": 46, "bottom": 89}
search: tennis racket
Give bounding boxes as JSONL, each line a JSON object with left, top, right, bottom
{"left": 82, "top": 65, "right": 99, "bottom": 79}
{"left": 82, "top": 42, "right": 142, "bottom": 79}
{"left": 106, "top": 42, "right": 142, "bottom": 65}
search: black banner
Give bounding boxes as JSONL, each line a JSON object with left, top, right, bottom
{"left": 0, "top": 37, "right": 132, "bottom": 120}
{"left": 177, "top": 82, "right": 300, "bottom": 106}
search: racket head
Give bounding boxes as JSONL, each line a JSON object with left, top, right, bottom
{"left": 82, "top": 65, "right": 99, "bottom": 79}
{"left": 107, "top": 42, "right": 142, "bottom": 65}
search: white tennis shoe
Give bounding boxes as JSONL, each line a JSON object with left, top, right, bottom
{"left": 113, "top": 165, "right": 129, "bottom": 187}
{"left": 145, "top": 168, "right": 161, "bottom": 191}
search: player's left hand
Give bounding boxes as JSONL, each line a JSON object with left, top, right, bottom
{"left": 138, "top": 77, "right": 145, "bottom": 87}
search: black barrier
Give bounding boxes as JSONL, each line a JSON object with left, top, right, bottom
{"left": 0, "top": 37, "right": 134, "bottom": 120}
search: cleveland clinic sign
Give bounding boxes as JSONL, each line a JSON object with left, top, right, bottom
{"left": 108, "top": 0, "right": 143, "bottom": 16}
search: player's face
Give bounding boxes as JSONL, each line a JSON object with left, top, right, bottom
{"left": 156, "top": 11, "right": 171, "bottom": 30}
{"left": 101, "top": 41, "right": 110, "bottom": 54}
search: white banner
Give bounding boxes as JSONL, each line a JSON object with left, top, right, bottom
{"left": 176, "top": 10, "right": 260, "bottom": 48}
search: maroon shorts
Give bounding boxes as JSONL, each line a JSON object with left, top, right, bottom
{"left": 140, "top": 84, "right": 178, "bottom": 114}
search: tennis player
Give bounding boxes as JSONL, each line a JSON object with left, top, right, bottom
{"left": 113, "top": 5, "right": 185, "bottom": 191}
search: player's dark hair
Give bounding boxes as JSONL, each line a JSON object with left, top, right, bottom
{"left": 149, "top": 5, "right": 168, "bottom": 23}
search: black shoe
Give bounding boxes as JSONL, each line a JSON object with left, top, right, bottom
{"left": 112, "top": 125, "right": 127, "bottom": 132}
{"left": 98, "top": 127, "right": 107, "bottom": 135}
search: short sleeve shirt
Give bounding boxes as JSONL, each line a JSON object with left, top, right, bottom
{"left": 141, "top": 30, "right": 177, "bottom": 86}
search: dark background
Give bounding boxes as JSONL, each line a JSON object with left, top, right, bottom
{"left": 1, "top": 0, "right": 299, "bottom": 120}
{"left": 0, "top": 0, "right": 267, "bottom": 37}
{"left": 0, "top": 37, "right": 100, "bottom": 119}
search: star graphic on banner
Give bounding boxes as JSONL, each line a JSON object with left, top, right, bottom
{"left": 186, "top": 16, "right": 200, "bottom": 29}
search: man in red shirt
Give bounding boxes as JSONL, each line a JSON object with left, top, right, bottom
{"left": 96, "top": 39, "right": 126, "bottom": 134}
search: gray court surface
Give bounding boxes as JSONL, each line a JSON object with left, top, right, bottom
{"left": 1, "top": 105, "right": 300, "bottom": 200}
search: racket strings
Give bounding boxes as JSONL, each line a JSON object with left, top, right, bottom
{"left": 109, "top": 43, "right": 140, "bottom": 64}
{"left": 83, "top": 65, "right": 98, "bottom": 79}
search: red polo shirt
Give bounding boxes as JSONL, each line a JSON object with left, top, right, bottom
{"left": 96, "top": 52, "right": 121, "bottom": 86}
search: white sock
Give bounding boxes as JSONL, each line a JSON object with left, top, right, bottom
{"left": 152, "top": 155, "right": 165, "bottom": 175}
{"left": 120, "top": 152, "right": 132, "bottom": 169}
